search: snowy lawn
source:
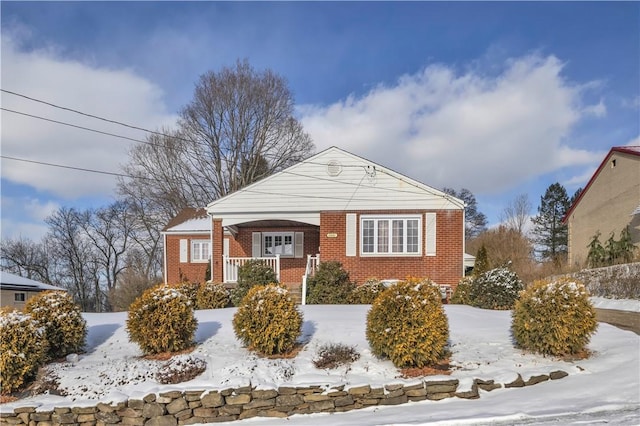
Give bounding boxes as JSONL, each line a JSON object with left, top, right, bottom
{"left": 3, "top": 304, "right": 639, "bottom": 425}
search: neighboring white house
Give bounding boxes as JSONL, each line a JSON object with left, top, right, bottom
{"left": 0, "top": 271, "right": 66, "bottom": 310}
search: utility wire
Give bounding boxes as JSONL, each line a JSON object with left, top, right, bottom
{"left": 0, "top": 155, "right": 156, "bottom": 181}
{"left": 1, "top": 89, "right": 177, "bottom": 141}
{"left": 1, "top": 108, "right": 158, "bottom": 147}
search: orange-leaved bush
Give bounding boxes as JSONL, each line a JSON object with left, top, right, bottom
{"left": 366, "top": 278, "right": 449, "bottom": 368}
{"left": 127, "top": 284, "right": 197, "bottom": 355}
{"left": 512, "top": 277, "right": 597, "bottom": 356}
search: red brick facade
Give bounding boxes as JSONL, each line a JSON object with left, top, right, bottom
{"left": 164, "top": 233, "right": 210, "bottom": 284}
{"left": 319, "top": 210, "right": 463, "bottom": 286}
{"left": 209, "top": 210, "right": 463, "bottom": 287}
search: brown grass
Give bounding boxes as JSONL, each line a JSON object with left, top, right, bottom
{"left": 142, "top": 346, "right": 196, "bottom": 361}
{"left": 399, "top": 358, "right": 452, "bottom": 378}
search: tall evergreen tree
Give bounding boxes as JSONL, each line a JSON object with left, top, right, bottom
{"left": 442, "top": 188, "right": 487, "bottom": 238}
{"left": 531, "top": 182, "right": 570, "bottom": 262}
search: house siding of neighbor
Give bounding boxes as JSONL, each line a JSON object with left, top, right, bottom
{"left": 0, "top": 271, "right": 66, "bottom": 310}
{"left": 204, "top": 147, "right": 465, "bottom": 288}
{"left": 162, "top": 208, "right": 212, "bottom": 284}
{"left": 564, "top": 146, "right": 640, "bottom": 267}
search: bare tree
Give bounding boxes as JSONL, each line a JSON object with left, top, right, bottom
{"left": 46, "top": 207, "right": 98, "bottom": 311}
{"left": 0, "top": 237, "right": 58, "bottom": 284}
{"left": 500, "top": 194, "right": 532, "bottom": 235}
{"left": 119, "top": 60, "right": 314, "bottom": 219}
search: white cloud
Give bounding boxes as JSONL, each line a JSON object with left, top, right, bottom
{"left": 625, "top": 135, "right": 640, "bottom": 146}
{"left": 1, "top": 33, "right": 178, "bottom": 199}
{"left": 300, "top": 54, "right": 603, "bottom": 194}
{"left": 582, "top": 99, "right": 607, "bottom": 118}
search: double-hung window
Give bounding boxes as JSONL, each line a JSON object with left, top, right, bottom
{"left": 263, "top": 232, "right": 294, "bottom": 257}
{"left": 361, "top": 215, "right": 421, "bottom": 255}
{"left": 191, "top": 240, "right": 211, "bottom": 262}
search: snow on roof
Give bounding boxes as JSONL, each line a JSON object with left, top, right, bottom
{"left": 165, "top": 217, "right": 211, "bottom": 232}
{"left": 0, "top": 271, "right": 66, "bottom": 291}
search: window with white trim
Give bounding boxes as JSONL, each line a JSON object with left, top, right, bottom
{"left": 263, "top": 232, "right": 294, "bottom": 257}
{"left": 191, "top": 240, "right": 211, "bottom": 262}
{"left": 361, "top": 215, "right": 421, "bottom": 255}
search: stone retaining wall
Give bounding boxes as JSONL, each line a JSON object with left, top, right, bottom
{"left": 0, "top": 370, "right": 569, "bottom": 425}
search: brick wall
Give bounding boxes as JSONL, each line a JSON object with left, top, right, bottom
{"left": 319, "top": 210, "right": 464, "bottom": 286}
{"left": 165, "top": 233, "right": 210, "bottom": 284}
{"left": 227, "top": 225, "right": 320, "bottom": 284}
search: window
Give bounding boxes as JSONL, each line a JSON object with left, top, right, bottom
{"left": 361, "top": 216, "right": 421, "bottom": 255}
{"left": 191, "top": 240, "right": 211, "bottom": 262}
{"left": 263, "top": 232, "right": 294, "bottom": 257}
{"left": 14, "top": 293, "right": 26, "bottom": 302}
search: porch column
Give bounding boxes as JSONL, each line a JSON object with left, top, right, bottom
{"left": 211, "top": 218, "right": 224, "bottom": 282}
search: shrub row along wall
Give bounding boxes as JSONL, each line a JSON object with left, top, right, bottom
{"left": 1, "top": 371, "right": 569, "bottom": 425}
{"left": 556, "top": 262, "right": 640, "bottom": 299}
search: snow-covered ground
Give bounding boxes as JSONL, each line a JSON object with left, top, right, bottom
{"left": 3, "top": 304, "right": 639, "bottom": 425}
{"left": 590, "top": 296, "right": 640, "bottom": 312}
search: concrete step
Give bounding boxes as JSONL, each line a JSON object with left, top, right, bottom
{"left": 287, "top": 284, "right": 303, "bottom": 305}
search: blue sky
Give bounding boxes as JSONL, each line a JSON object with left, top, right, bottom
{"left": 1, "top": 1, "right": 639, "bottom": 241}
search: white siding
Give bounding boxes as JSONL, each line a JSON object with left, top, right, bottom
{"left": 207, "top": 148, "right": 464, "bottom": 222}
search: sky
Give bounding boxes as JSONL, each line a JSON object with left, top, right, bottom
{"left": 1, "top": 1, "right": 639, "bottom": 241}
{"left": 3, "top": 303, "right": 639, "bottom": 424}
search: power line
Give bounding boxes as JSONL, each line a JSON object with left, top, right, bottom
{"left": 0, "top": 155, "right": 156, "bottom": 181}
{"left": 0, "top": 108, "right": 158, "bottom": 147}
{"left": 1, "top": 88, "right": 177, "bottom": 140}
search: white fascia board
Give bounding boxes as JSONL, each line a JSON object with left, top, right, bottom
{"left": 221, "top": 212, "right": 321, "bottom": 227}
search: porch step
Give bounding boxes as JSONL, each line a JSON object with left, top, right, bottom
{"left": 287, "top": 283, "right": 303, "bottom": 305}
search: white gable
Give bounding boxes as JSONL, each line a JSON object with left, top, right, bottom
{"left": 206, "top": 147, "right": 463, "bottom": 225}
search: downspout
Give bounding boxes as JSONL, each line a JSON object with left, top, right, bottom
{"left": 208, "top": 211, "right": 214, "bottom": 283}
{"left": 462, "top": 207, "right": 466, "bottom": 277}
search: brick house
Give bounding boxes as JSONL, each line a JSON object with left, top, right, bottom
{"left": 162, "top": 208, "right": 212, "bottom": 284}
{"left": 563, "top": 145, "right": 640, "bottom": 266}
{"left": 163, "top": 147, "right": 466, "bottom": 296}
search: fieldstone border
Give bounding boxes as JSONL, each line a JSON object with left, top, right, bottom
{"left": 0, "top": 370, "right": 568, "bottom": 425}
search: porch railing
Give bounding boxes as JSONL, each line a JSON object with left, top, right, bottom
{"left": 301, "top": 254, "right": 320, "bottom": 305}
{"left": 223, "top": 255, "right": 280, "bottom": 283}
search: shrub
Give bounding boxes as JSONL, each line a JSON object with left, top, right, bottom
{"left": 348, "top": 278, "right": 386, "bottom": 304}
{"left": 366, "top": 278, "right": 449, "bottom": 368}
{"left": 170, "top": 281, "right": 200, "bottom": 306}
{"left": 450, "top": 276, "right": 474, "bottom": 305}
{"left": 25, "top": 291, "right": 87, "bottom": 360}
{"left": 196, "top": 282, "right": 230, "bottom": 309}
{"left": 156, "top": 355, "right": 207, "bottom": 384}
{"left": 232, "top": 284, "right": 302, "bottom": 356}
{"left": 313, "top": 343, "right": 360, "bottom": 369}
{"left": 127, "top": 285, "right": 197, "bottom": 355}
{"left": 306, "top": 261, "right": 355, "bottom": 304}
{"left": 0, "top": 308, "right": 47, "bottom": 394}
{"left": 469, "top": 266, "right": 523, "bottom": 310}
{"left": 512, "top": 277, "right": 598, "bottom": 356}
{"left": 231, "top": 260, "right": 279, "bottom": 306}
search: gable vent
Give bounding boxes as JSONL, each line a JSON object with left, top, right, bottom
{"left": 327, "top": 160, "right": 342, "bottom": 177}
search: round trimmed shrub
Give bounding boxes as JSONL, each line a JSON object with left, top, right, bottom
{"left": 469, "top": 266, "right": 523, "bottom": 310}
{"left": 231, "top": 260, "right": 279, "bottom": 306}
{"left": 348, "top": 278, "right": 386, "bottom": 304}
{"left": 196, "top": 282, "right": 230, "bottom": 309}
{"left": 127, "top": 284, "right": 197, "bottom": 355}
{"left": 450, "top": 276, "right": 474, "bottom": 305}
{"left": 366, "top": 278, "right": 449, "bottom": 368}
{"left": 306, "top": 261, "right": 355, "bottom": 304}
{"left": 25, "top": 290, "right": 86, "bottom": 360}
{"left": 170, "top": 281, "right": 200, "bottom": 306}
{"left": 0, "top": 308, "right": 47, "bottom": 394}
{"left": 512, "top": 277, "right": 598, "bottom": 356}
{"left": 232, "top": 284, "right": 303, "bottom": 356}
